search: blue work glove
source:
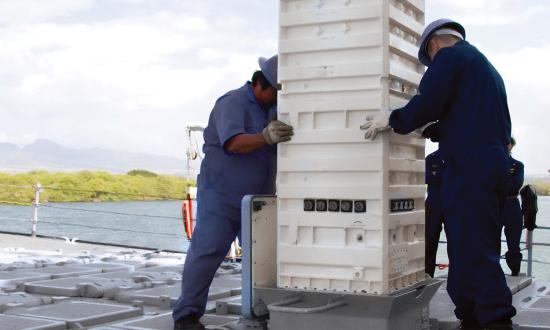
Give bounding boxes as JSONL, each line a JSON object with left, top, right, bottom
{"left": 262, "top": 120, "right": 294, "bottom": 145}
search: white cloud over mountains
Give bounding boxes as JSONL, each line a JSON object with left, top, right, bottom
{"left": 0, "top": 0, "right": 277, "bottom": 158}
{"left": 0, "top": 1, "right": 549, "bottom": 174}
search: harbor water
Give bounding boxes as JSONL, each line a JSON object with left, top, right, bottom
{"left": 0, "top": 200, "right": 189, "bottom": 252}
{"left": 0, "top": 197, "right": 549, "bottom": 280}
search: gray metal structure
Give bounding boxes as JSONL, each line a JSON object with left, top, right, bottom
{"left": 241, "top": 195, "right": 442, "bottom": 330}
{"left": 0, "top": 228, "right": 550, "bottom": 328}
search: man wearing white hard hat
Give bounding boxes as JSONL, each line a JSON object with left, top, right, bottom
{"left": 361, "top": 19, "right": 516, "bottom": 329}
{"left": 172, "top": 55, "right": 293, "bottom": 330}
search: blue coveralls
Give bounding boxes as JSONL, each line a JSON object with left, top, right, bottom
{"left": 389, "top": 40, "right": 516, "bottom": 325}
{"left": 502, "top": 157, "right": 524, "bottom": 276}
{"left": 425, "top": 150, "right": 445, "bottom": 278}
{"left": 172, "top": 82, "right": 277, "bottom": 322}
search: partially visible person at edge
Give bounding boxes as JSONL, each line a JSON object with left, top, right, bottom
{"left": 423, "top": 124, "right": 446, "bottom": 278}
{"left": 172, "top": 55, "right": 293, "bottom": 330}
{"left": 360, "top": 19, "right": 516, "bottom": 329}
{"left": 502, "top": 137, "right": 525, "bottom": 276}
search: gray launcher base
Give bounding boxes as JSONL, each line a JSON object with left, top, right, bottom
{"left": 112, "top": 312, "right": 239, "bottom": 330}
{"left": 32, "top": 266, "right": 103, "bottom": 278}
{"left": 5, "top": 300, "right": 143, "bottom": 327}
{"left": 0, "top": 314, "right": 66, "bottom": 330}
{"left": 513, "top": 310, "right": 550, "bottom": 330}
{"left": 115, "top": 284, "right": 232, "bottom": 308}
{"left": 254, "top": 280, "right": 441, "bottom": 330}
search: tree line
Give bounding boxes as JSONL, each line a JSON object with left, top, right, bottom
{"left": 0, "top": 170, "right": 194, "bottom": 203}
{"left": 0, "top": 169, "right": 547, "bottom": 204}
{"left": 533, "top": 181, "right": 550, "bottom": 196}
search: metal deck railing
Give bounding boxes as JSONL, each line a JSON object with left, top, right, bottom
{"left": 526, "top": 226, "right": 550, "bottom": 277}
{"left": 436, "top": 225, "right": 550, "bottom": 277}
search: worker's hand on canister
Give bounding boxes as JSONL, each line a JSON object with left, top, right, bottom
{"left": 360, "top": 112, "right": 391, "bottom": 140}
{"left": 262, "top": 120, "right": 294, "bottom": 145}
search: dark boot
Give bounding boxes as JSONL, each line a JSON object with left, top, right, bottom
{"left": 174, "top": 314, "right": 205, "bottom": 330}
{"left": 459, "top": 318, "right": 513, "bottom": 330}
{"left": 458, "top": 320, "right": 482, "bottom": 329}
{"left": 484, "top": 318, "right": 513, "bottom": 330}
{"left": 505, "top": 251, "right": 521, "bottom": 276}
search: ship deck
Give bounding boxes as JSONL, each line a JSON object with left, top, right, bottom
{"left": 1, "top": 233, "right": 549, "bottom": 330}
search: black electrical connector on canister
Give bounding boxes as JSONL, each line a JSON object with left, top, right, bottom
{"left": 303, "top": 198, "right": 367, "bottom": 213}
{"left": 354, "top": 200, "right": 367, "bottom": 213}
{"left": 304, "top": 199, "right": 315, "bottom": 212}
{"left": 340, "top": 200, "right": 353, "bottom": 213}
{"left": 315, "top": 199, "right": 328, "bottom": 212}
{"left": 328, "top": 199, "right": 340, "bottom": 212}
{"left": 390, "top": 199, "right": 415, "bottom": 213}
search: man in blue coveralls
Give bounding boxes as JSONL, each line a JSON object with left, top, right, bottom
{"left": 502, "top": 137, "right": 525, "bottom": 276}
{"left": 172, "top": 55, "right": 294, "bottom": 330}
{"left": 361, "top": 19, "right": 516, "bottom": 329}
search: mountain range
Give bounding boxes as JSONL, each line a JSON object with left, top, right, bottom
{"left": 1, "top": 139, "right": 546, "bottom": 182}
{"left": 0, "top": 139, "right": 193, "bottom": 176}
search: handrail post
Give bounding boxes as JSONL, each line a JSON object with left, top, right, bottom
{"left": 31, "top": 183, "right": 41, "bottom": 238}
{"left": 526, "top": 229, "right": 533, "bottom": 277}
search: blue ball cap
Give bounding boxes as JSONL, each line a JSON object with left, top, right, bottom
{"left": 258, "top": 55, "right": 279, "bottom": 90}
{"left": 418, "top": 19, "right": 466, "bottom": 67}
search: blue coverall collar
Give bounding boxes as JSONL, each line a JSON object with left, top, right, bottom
{"left": 431, "top": 40, "right": 468, "bottom": 65}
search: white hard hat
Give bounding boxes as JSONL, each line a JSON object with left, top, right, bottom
{"left": 418, "top": 19, "right": 466, "bottom": 67}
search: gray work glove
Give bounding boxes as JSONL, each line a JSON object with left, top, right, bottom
{"left": 262, "top": 120, "right": 294, "bottom": 145}
{"left": 360, "top": 112, "right": 391, "bottom": 140}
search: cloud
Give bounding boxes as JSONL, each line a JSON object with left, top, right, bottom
{"left": 430, "top": 0, "right": 550, "bottom": 26}
{"left": 490, "top": 44, "right": 550, "bottom": 174}
{"left": 0, "top": 0, "right": 95, "bottom": 25}
{"left": 0, "top": 1, "right": 278, "bottom": 159}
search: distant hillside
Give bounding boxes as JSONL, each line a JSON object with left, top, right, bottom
{"left": 0, "top": 139, "right": 193, "bottom": 176}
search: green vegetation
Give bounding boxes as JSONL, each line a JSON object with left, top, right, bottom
{"left": 0, "top": 170, "right": 193, "bottom": 203}
{"left": 127, "top": 169, "right": 158, "bottom": 177}
{"left": 533, "top": 181, "right": 550, "bottom": 196}
{"left": 1, "top": 170, "right": 546, "bottom": 204}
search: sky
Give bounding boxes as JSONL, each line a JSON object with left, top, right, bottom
{"left": 0, "top": 0, "right": 548, "bottom": 175}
